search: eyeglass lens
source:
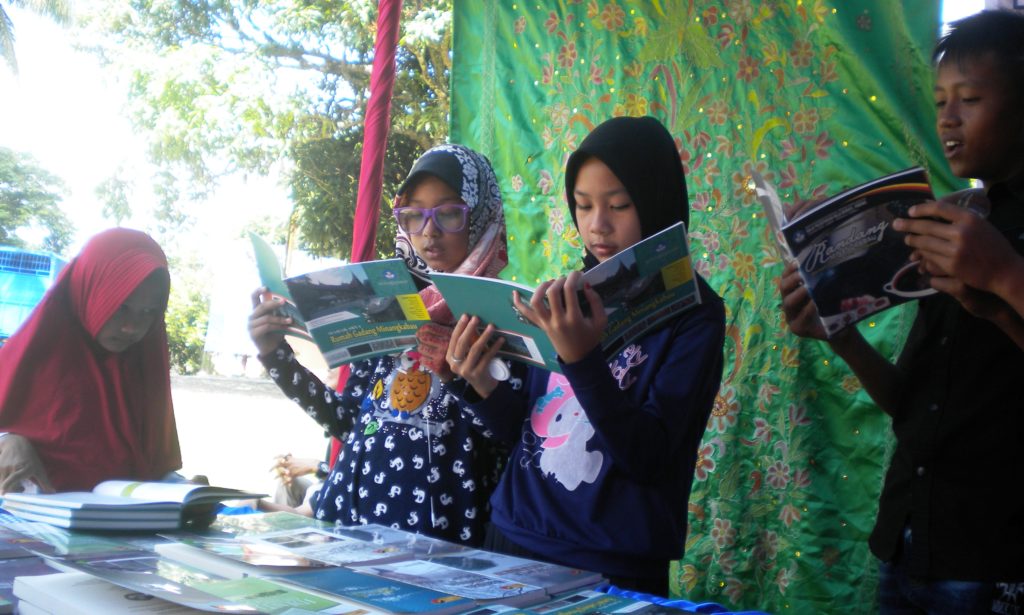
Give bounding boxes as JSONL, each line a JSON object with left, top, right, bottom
{"left": 397, "top": 204, "right": 467, "bottom": 234}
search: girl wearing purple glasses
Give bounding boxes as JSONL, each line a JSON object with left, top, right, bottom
{"left": 247, "top": 145, "right": 512, "bottom": 546}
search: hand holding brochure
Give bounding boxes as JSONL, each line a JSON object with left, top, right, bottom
{"left": 431, "top": 222, "right": 701, "bottom": 372}
{"left": 755, "top": 167, "right": 940, "bottom": 337}
{"left": 251, "top": 234, "right": 432, "bottom": 367}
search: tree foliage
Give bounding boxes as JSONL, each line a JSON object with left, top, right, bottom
{"left": 0, "top": 146, "right": 72, "bottom": 253}
{"left": 85, "top": 0, "right": 452, "bottom": 258}
{"left": 1, "top": 0, "right": 70, "bottom": 74}
{"left": 164, "top": 255, "right": 211, "bottom": 375}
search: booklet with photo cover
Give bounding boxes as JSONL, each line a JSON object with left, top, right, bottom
{"left": 250, "top": 234, "right": 431, "bottom": 367}
{"left": 279, "top": 566, "right": 478, "bottom": 615}
{"left": 409, "top": 549, "right": 603, "bottom": 596}
{"left": 431, "top": 221, "right": 700, "bottom": 373}
{"left": 755, "top": 167, "right": 943, "bottom": 338}
{"left": 347, "top": 558, "right": 547, "bottom": 606}
{"left": 0, "top": 481, "right": 264, "bottom": 531}
{"left": 157, "top": 523, "right": 468, "bottom": 580}
{"left": 40, "top": 550, "right": 370, "bottom": 614}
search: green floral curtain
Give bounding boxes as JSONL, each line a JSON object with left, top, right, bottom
{"left": 450, "top": 2, "right": 963, "bottom": 612}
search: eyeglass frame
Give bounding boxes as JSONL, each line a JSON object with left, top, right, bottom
{"left": 392, "top": 201, "right": 471, "bottom": 234}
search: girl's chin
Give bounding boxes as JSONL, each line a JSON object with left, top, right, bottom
{"left": 424, "top": 258, "right": 455, "bottom": 272}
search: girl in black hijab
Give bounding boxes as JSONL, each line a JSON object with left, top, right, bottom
{"left": 448, "top": 116, "right": 726, "bottom": 595}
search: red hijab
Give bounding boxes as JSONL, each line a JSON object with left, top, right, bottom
{"left": 0, "top": 228, "right": 182, "bottom": 491}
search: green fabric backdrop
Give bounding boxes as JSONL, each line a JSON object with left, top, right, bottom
{"left": 450, "top": 2, "right": 964, "bottom": 612}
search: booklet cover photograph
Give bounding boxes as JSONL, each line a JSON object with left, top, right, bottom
{"left": 284, "top": 260, "right": 430, "bottom": 367}
{"left": 776, "top": 167, "right": 938, "bottom": 337}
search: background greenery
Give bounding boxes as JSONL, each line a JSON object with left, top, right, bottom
{"left": 450, "top": 1, "right": 961, "bottom": 612}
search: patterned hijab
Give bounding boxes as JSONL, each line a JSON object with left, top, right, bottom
{"left": 0, "top": 228, "right": 182, "bottom": 491}
{"left": 394, "top": 144, "right": 508, "bottom": 324}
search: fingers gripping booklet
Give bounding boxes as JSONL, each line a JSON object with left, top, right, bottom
{"left": 431, "top": 222, "right": 701, "bottom": 373}
{"left": 252, "top": 223, "right": 699, "bottom": 372}
{"left": 251, "top": 233, "right": 432, "bottom": 368}
{"left": 755, "top": 167, "right": 941, "bottom": 337}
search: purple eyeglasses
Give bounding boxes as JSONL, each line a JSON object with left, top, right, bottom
{"left": 393, "top": 203, "right": 470, "bottom": 234}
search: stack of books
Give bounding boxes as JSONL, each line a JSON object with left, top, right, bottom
{"left": 0, "top": 480, "right": 265, "bottom": 531}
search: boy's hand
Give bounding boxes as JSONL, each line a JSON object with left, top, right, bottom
{"left": 893, "top": 200, "right": 1017, "bottom": 294}
{"left": 778, "top": 261, "right": 828, "bottom": 340}
{"left": 447, "top": 315, "right": 505, "bottom": 398}
{"left": 926, "top": 274, "right": 1008, "bottom": 321}
{"left": 248, "top": 287, "right": 290, "bottom": 356}
{"left": 513, "top": 271, "right": 607, "bottom": 364}
{"left": 415, "top": 323, "right": 455, "bottom": 380}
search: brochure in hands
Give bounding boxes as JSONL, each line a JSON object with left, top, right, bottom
{"left": 251, "top": 234, "right": 430, "bottom": 367}
{"left": 755, "top": 167, "right": 940, "bottom": 337}
{"left": 0, "top": 481, "right": 264, "bottom": 531}
{"left": 431, "top": 221, "right": 700, "bottom": 372}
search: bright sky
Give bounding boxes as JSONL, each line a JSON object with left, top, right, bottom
{"left": 0, "top": 6, "right": 291, "bottom": 257}
{"left": 0, "top": 0, "right": 988, "bottom": 257}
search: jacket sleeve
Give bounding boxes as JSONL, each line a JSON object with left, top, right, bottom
{"left": 563, "top": 302, "right": 725, "bottom": 485}
{"left": 451, "top": 364, "right": 534, "bottom": 447}
{"left": 258, "top": 342, "right": 372, "bottom": 440}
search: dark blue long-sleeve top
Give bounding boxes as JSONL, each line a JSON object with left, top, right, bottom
{"left": 457, "top": 275, "right": 725, "bottom": 579}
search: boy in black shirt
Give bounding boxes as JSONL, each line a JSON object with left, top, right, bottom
{"left": 780, "top": 10, "right": 1024, "bottom": 614}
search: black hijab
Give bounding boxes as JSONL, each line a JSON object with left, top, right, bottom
{"left": 565, "top": 116, "right": 690, "bottom": 268}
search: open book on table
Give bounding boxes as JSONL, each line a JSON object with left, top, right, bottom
{"left": 755, "top": 167, "right": 942, "bottom": 338}
{"left": 251, "top": 233, "right": 431, "bottom": 367}
{"left": 431, "top": 221, "right": 701, "bottom": 373}
{"left": 0, "top": 480, "right": 264, "bottom": 531}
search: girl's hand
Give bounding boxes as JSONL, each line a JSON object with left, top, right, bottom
{"left": 447, "top": 315, "right": 505, "bottom": 398}
{"left": 415, "top": 323, "right": 455, "bottom": 380}
{"left": 513, "top": 271, "right": 607, "bottom": 364}
{"left": 0, "top": 434, "right": 54, "bottom": 494}
{"left": 248, "top": 287, "right": 290, "bottom": 356}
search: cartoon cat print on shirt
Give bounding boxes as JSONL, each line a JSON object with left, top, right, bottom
{"left": 529, "top": 373, "right": 603, "bottom": 490}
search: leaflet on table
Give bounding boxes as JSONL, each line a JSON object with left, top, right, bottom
{"left": 279, "top": 566, "right": 477, "bottom": 615}
{"left": 206, "top": 511, "right": 332, "bottom": 537}
{"left": 412, "top": 549, "right": 603, "bottom": 596}
{"left": 159, "top": 525, "right": 468, "bottom": 579}
{"left": 43, "top": 550, "right": 260, "bottom": 612}
{"left": 246, "top": 526, "right": 467, "bottom": 567}
{"left": 348, "top": 559, "right": 547, "bottom": 606}
{"left": 284, "top": 259, "right": 431, "bottom": 367}
{"left": 755, "top": 167, "right": 941, "bottom": 337}
{"left": 431, "top": 222, "right": 700, "bottom": 373}
{"left": 42, "top": 549, "right": 369, "bottom": 614}
{"left": 0, "top": 555, "right": 54, "bottom": 614}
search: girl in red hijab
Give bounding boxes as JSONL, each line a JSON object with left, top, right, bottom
{"left": 0, "top": 228, "right": 182, "bottom": 492}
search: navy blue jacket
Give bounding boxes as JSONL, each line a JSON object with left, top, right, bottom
{"left": 461, "top": 275, "right": 725, "bottom": 579}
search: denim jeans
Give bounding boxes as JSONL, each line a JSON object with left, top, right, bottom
{"left": 878, "top": 527, "right": 1021, "bottom": 615}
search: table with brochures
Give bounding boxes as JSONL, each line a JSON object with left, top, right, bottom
{"left": 0, "top": 508, "right": 767, "bottom": 615}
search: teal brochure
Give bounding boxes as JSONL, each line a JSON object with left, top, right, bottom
{"left": 432, "top": 222, "right": 700, "bottom": 373}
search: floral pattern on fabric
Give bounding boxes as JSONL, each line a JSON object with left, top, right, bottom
{"left": 451, "top": 1, "right": 964, "bottom": 611}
